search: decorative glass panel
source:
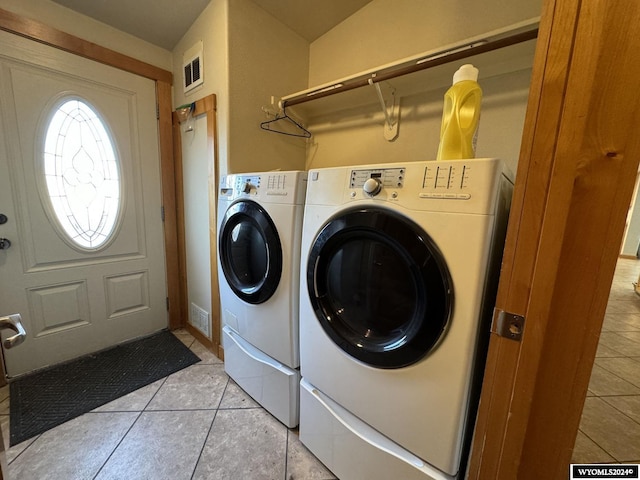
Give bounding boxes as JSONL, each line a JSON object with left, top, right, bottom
{"left": 43, "top": 99, "right": 120, "bottom": 249}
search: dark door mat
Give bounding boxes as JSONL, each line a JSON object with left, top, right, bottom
{"left": 9, "top": 329, "right": 201, "bottom": 446}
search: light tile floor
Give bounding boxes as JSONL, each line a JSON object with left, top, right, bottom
{"left": 572, "top": 258, "right": 640, "bottom": 464}
{"left": 10, "top": 258, "right": 637, "bottom": 477}
{"left": 0, "top": 330, "right": 336, "bottom": 480}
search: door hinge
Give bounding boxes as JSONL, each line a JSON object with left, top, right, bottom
{"left": 166, "top": 297, "right": 170, "bottom": 311}
{"left": 161, "top": 206, "right": 165, "bottom": 222}
{"left": 156, "top": 103, "right": 160, "bottom": 120}
{"left": 491, "top": 308, "right": 525, "bottom": 341}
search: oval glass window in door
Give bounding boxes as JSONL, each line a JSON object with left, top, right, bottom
{"left": 42, "top": 98, "right": 121, "bottom": 250}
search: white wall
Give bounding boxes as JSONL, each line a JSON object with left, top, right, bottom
{"left": 621, "top": 174, "right": 640, "bottom": 257}
{"left": 2, "top": 0, "right": 172, "bottom": 71}
{"left": 171, "top": 0, "right": 228, "bottom": 339}
{"left": 303, "top": 0, "right": 542, "bottom": 175}
{"left": 172, "top": 0, "right": 229, "bottom": 174}
{"left": 180, "top": 114, "right": 214, "bottom": 334}
{"left": 172, "top": 0, "right": 309, "bottom": 177}
{"left": 309, "top": 0, "right": 542, "bottom": 86}
{"left": 227, "top": 0, "right": 309, "bottom": 174}
{"left": 171, "top": 0, "right": 309, "bottom": 339}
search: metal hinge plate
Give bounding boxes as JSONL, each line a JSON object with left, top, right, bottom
{"left": 491, "top": 308, "right": 525, "bottom": 341}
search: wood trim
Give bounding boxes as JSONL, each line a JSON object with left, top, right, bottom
{"left": 468, "top": 0, "right": 575, "bottom": 474}
{"left": 157, "top": 80, "right": 181, "bottom": 330}
{"left": 184, "top": 323, "right": 215, "bottom": 352}
{"left": 206, "top": 97, "right": 224, "bottom": 360}
{"left": 469, "top": 0, "right": 640, "bottom": 477}
{"left": 172, "top": 113, "right": 189, "bottom": 330}
{"left": 0, "top": 8, "right": 172, "bottom": 83}
{"left": 172, "top": 95, "right": 222, "bottom": 358}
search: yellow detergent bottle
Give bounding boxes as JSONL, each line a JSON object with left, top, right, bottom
{"left": 436, "top": 64, "right": 482, "bottom": 160}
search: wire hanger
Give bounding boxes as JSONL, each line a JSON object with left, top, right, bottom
{"left": 260, "top": 105, "right": 312, "bottom": 138}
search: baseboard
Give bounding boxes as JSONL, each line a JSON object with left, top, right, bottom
{"left": 182, "top": 323, "right": 223, "bottom": 361}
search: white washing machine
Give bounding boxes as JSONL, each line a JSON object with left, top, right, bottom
{"left": 298, "top": 159, "right": 512, "bottom": 479}
{"left": 217, "top": 170, "right": 306, "bottom": 427}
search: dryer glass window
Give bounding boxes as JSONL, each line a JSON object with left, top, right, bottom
{"left": 325, "top": 238, "right": 419, "bottom": 350}
{"left": 307, "top": 208, "right": 452, "bottom": 368}
{"left": 228, "top": 222, "right": 268, "bottom": 287}
{"left": 219, "top": 200, "right": 282, "bottom": 304}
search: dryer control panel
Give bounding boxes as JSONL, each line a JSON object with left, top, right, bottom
{"left": 234, "top": 175, "right": 261, "bottom": 195}
{"left": 308, "top": 159, "right": 513, "bottom": 215}
{"left": 350, "top": 168, "right": 405, "bottom": 189}
{"left": 350, "top": 168, "right": 405, "bottom": 198}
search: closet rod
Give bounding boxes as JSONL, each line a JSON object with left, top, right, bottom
{"left": 282, "top": 27, "right": 538, "bottom": 108}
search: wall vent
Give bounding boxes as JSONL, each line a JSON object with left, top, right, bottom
{"left": 183, "top": 41, "right": 204, "bottom": 93}
{"left": 189, "top": 302, "right": 210, "bottom": 338}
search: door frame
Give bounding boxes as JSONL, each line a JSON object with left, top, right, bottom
{"left": 0, "top": 7, "right": 183, "bottom": 333}
{"left": 468, "top": 0, "right": 640, "bottom": 478}
{"left": 172, "top": 94, "right": 222, "bottom": 358}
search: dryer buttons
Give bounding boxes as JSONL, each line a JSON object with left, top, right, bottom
{"left": 419, "top": 193, "right": 471, "bottom": 200}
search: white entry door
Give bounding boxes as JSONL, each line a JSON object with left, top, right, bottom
{"left": 0, "top": 31, "right": 168, "bottom": 378}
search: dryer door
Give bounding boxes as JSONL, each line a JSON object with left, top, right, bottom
{"left": 219, "top": 200, "right": 282, "bottom": 304}
{"left": 307, "top": 207, "right": 453, "bottom": 368}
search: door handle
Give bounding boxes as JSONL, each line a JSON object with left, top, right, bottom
{"left": 0, "top": 314, "right": 26, "bottom": 349}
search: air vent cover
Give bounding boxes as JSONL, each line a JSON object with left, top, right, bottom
{"left": 183, "top": 41, "right": 204, "bottom": 93}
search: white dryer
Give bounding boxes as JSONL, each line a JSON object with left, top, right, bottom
{"left": 299, "top": 159, "right": 512, "bottom": 479}
{"left": 217, "top": 170, "right": 306, "bottom": 428}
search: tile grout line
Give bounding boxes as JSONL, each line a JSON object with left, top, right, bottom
{"left": 90, "top": 373, "right": 174, "bottom": 480}
{"left": 91, "top": 410, "right": 145, "bottom": 480}
{"left": 6, "top": 434, "right": 41, "bottom": 466}
{"left": 284, "top": 428, "right": 290, "bottom": 480}
{"left": 190, "top": 375, "right": 230, "bottom": 480}
{"left": 574, "top": 259, "right": 640, "bottom": 464}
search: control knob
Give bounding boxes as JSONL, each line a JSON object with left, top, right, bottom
{"left": 242, "top": 181, "right": 254, "bottom": 194}
{"left": 363, "top": 178, "right": 382, "bottom": 196}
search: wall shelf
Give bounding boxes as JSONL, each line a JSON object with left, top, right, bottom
{"left": 279, "top": 17, "right": 539, "bottom": 122}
